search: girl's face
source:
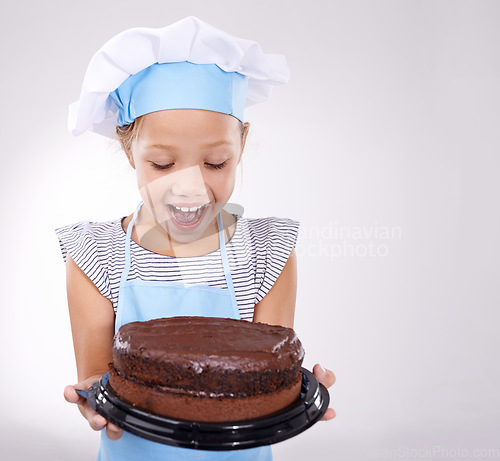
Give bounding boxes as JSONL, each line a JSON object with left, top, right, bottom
{"left": 127, "top": 109, "right": 249, "bottom": 244}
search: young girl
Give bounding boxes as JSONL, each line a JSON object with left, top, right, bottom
{"left": 56, "top": 16, "right": 336, "bottom": 461}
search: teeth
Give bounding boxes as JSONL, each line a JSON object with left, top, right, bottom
{"left": 172, "top": 204, "right": 206, "bottom": 212}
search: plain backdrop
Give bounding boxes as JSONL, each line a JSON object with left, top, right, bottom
{"left": 1, "top": 1, "right": 499, "bottom": 460}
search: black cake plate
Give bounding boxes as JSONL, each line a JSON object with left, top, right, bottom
{"left": 76, "top": 367, "right": 329, "bottom": 451}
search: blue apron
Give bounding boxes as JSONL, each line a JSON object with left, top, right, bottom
{"left": 97, "top": 200, "right": 272, "bottom": 461}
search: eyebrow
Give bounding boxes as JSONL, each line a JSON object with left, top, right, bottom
{"left": 146, "top": 140, "right": 233, "bottom": 150}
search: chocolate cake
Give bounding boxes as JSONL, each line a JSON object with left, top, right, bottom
{"left": 108, "top": 316, "right": 305, "bottom": 422}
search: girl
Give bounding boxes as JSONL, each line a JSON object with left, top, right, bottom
{"left": 56, "top": 16, "right": 336, "bottom": 461}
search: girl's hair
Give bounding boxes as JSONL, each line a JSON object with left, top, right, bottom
{"left": 116, "top": 115, "right": 147, "bottom": 154}
{"left": 116, "top": 115, "right": 247, "bottom": 154}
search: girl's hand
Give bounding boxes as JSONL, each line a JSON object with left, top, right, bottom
{"left": 313, "top": 364, "right": 336, "bottom": 421}
{"left": 63, "top": 376, "right": 123, "bottom": 441}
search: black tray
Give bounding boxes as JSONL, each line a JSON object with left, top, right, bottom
{"left": 77, "top": 367, "right": 329, "bottom": 450}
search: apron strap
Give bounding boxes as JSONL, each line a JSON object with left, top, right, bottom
{"left": 217, "top": 212, "right": 240, "bottom": 319}
{"left": 120, "top": 200, "right": 143, "bottom": 288}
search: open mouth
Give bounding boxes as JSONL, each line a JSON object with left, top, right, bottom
{"left": 167, "top": 203, "right": 210, "bottom": 228}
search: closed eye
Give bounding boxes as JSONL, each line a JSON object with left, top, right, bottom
{"left": 151, "top": 162, "right": 174, "bottom": 170}
{"left": 206, "top": 161, "right": 228, "bottom": 170}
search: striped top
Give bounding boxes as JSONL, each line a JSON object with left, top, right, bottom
{"left": 54, "top": 213, "right": 300, "bottom": 321}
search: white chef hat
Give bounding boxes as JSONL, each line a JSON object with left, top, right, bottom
{"left": 68, "top": 16, "right": 290, "bottom": 139}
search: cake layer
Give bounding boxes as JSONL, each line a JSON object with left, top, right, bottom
{"left": 108, "top": 368, "right": 303, "bottom": 422}
{"left": 113, "top": 316, "right": 305, "bottom": 395}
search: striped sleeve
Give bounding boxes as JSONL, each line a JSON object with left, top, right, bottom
{"left": 255, "top": 217, "right": 300, "bottom": 304}
{"left": 54, "top": 222, "right": 112, "bottom": 301}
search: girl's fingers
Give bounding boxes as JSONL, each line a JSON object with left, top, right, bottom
{"left": 313, "top": 364, "right": 336, "bottom": 388}
{"left": 321, "top": 408, "right": 336, "bottom": 421}
{"left": 63, "top": 385, "right": 86, "bottom": 405}
{"left": 81, "top": 402, "right": 113, "bottom": 432}
{"left": 64, "top": 381, "right": 117, "bottom": 432}
{"left": 106, "top": 423, "right": 124, "bottom": 441}
{"left": 64, "top": 376, "right": 101, "bottom": 405}
{"left": 84, "top": 405, "right": 118, "bottom": 433}
{"left": 88, "top": 413, "right": 108, "bottom": 431}
{"left": 313, "top": 364, "right": 337, "bottom": 421}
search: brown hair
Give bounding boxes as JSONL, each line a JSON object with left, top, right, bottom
{"left": 116, "top": 115, "right": 147, "bottom": 154}
{"left": 116, "top": 114, "right": 247, "bottom": 154}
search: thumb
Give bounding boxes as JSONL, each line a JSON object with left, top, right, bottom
{"left": 64, "top": 384, "right": 86, "bottom": 405}
{"left": 313, "top": 364, "right": 336, "bottom": 388}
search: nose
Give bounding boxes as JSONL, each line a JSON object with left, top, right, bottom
{"left": 170, "top": 165, "right": 208, "bottom": 198}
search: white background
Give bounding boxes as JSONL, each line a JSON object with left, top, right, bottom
{"left": 1, "top": 1, "right": 499, "bottom": 460}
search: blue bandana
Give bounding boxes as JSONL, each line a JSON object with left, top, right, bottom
{"left": 109, "top": 61, "right": 248, "bottom": 125}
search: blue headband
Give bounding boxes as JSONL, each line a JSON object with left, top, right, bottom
{"left": 109, "top": 61, "right": 248, "bottom": 126}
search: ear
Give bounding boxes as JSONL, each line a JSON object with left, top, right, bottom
{"left": 127, "top": 151, "right": 136, "bottom": 170}
{"left": 120, "top": 141, "right": 136, "bottom": 170}
{"left": 238, "top": 122, "right": 250, "bottom": 164}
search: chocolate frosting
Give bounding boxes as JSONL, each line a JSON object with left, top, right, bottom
{"left": 112, "top": 316, "right": 305, "bottom": 395}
